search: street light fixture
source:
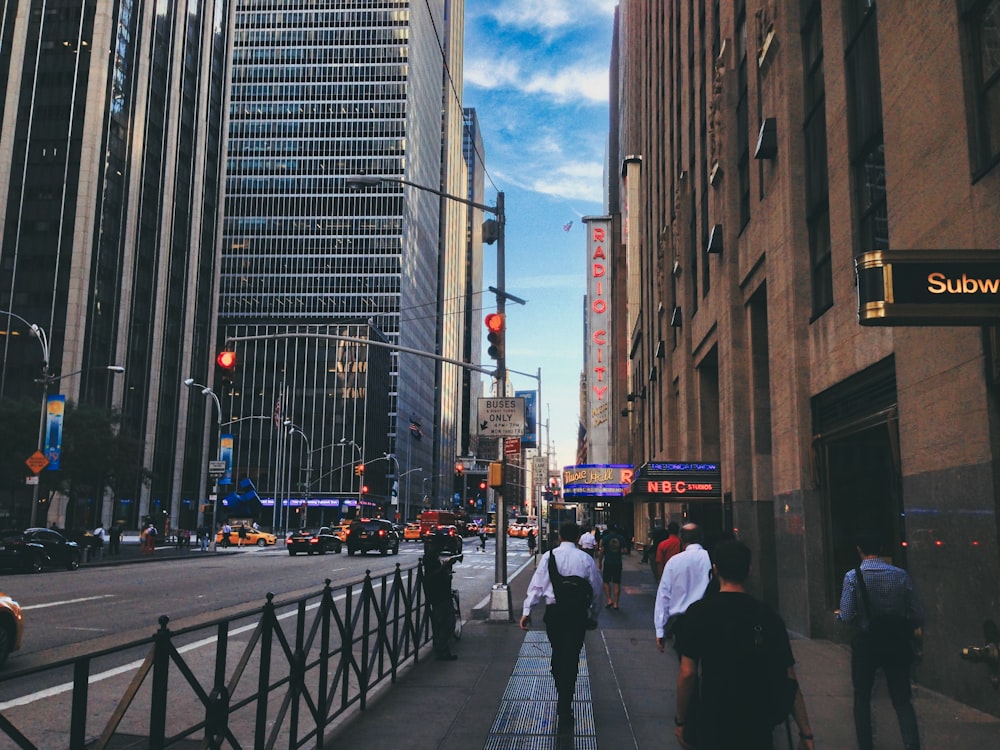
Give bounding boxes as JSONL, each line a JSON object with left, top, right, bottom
{"left": 344, "top": 174, "right": 514, "bottom": 620}
{"left": 184, "top": 378, "right": 223, "bottom": 547}
{"left": 3, "top": 310, "right": 126, "bottom": 528}
{"left": 284, "top": 420, "right": 312, "bottom": 533}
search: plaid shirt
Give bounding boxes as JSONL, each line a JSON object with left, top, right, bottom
{"left": 838, "top": 557, "right": 924, "bottom": 630}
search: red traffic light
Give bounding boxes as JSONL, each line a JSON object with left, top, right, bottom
{"left": 216, "top": 350, "right": 237, "bottom": 369}
{"left": 484, "top": 313, "right": 504, "bottom": 333}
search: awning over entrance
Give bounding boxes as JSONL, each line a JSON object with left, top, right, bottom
{"left": 626, "top": 462, "right": 722, "bottom": 502}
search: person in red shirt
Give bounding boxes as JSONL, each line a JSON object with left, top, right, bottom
{"left": 655, "top": 521, "right": 681, "bottom": 581}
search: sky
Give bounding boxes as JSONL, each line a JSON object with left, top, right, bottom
{"left": 463, "top": 0, "right": 616, "bottom": 473}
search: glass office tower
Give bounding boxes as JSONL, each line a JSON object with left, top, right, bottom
{"left": 221, "top": 0, "right": 470, "bottom": 518}
{"left": 0, "top": 1, "right": 231, "bottom": 532}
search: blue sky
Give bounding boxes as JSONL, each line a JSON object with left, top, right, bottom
{"left": 464, "top": 0, "right": 616, "bottom": 471}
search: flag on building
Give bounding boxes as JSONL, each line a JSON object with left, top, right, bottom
{"left": 272, "top": 398, "right": 282, "bottom": 429}
{"left": 563, "top": 221, "right": 573, "bottom": 232}
{"left": 409, "top": 417, "right": 423, "bottom": 440}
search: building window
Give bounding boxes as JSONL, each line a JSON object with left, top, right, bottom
{"left": 802, "top": 0, "right": 833, "bottom": 315}
{"left": 844, "top": 1, "right": 889, "bottom": 254}
{"left": 961, "top": 0, "right": 1000, "bottom": 177}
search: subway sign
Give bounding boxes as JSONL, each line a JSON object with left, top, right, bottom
{"left": 628, "top": 462, "right": 722, "bottom": 501}
{"left": 856, "top": 250, "right": 1000, "bottom": 326}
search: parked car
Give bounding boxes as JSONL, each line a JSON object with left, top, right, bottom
{"left": 216, "top": 525, "right": 277, "bottom": 547}
{"left": 0, "top": 528, "right": 82, "bottom": 573}
{"left": 286, "top": 527, "right": 342, "bottom": 555}
{"left": 346, "top": 518, "right": 400, "bottom": 556}
{"left": 0, "top": 592, "right": 23, "bottom": 667}
{"left": 403, "top": 522, "right": 422, "bottom": 541}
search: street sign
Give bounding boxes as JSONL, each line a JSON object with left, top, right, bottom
{"left": 208, "top": 460, "right": 226, "bottom": 477}
{"left": 25, "top": 451, "right": 49, "bottom": 474}
{"left": 477, "top": 397, "right": 526, "bottom": 437}
{"left": 504, "top": 437, "right": 521, "bottom": 456}
{"left": 25, "top": 475, "right": 38, "bottom": 485}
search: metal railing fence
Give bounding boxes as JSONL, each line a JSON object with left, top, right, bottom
{"left": 0, "top": 561, "right": 430, "bottom": 749}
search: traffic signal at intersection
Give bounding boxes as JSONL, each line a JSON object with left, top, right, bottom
{"left": 355, "top": 463, "right": 365, "bottom": 476}
{"left": 485, "top": 313, "right": 505, "bottom": 361}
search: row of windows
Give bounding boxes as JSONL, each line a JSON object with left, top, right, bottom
{"left": 222, "top": 256, "right": 401, "bottom": 275}
{"left": 219, "top": 292, "right": 400, "bottom": 315}
{"left": 236, "top": 11, "right": 408, "bottom": 30}
{"left": 232, "top": 68, "right": 407, "bottom": 94}
{"left": 231, "top": 85, "right": 407, "bottom": 108}
{"left": 229, "top": 103, "right": 406, "bottom": 126}
{"left": 236, "top": 0, "right": 409, "bottom": 12}
{"left": 221, "top": 274, "right": 401, "bottom": 294}
{"left": 231, "top": 117, "right": 405, "bottom": 137}
{"left": 234, "top": 28, "right": 407, "bottom": 46}
{"left": 232, "top": 46, "right": 406, "bottom": 65}
{"left": 222, "top": 215, "right": 403, "bottom": 235}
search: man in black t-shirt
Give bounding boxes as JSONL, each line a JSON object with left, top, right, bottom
{"left": 673, "top": 540, "right": 815, "bottom": 750}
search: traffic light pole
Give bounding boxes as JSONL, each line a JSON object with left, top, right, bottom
{"left": 490, "top": 191, "right": 514, "bottom": 622}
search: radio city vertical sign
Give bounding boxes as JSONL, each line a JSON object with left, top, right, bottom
{"left": 856, "top": 250, "right": 1000, "bottom": 325}
{"left": 585, "top": 216, "right": 613, "bottom": 464}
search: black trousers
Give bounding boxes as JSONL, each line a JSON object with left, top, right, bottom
{"left": 543, "top": 605, "right": 587, "bottom": 713}
{"left": 429, "top": 593, "right": 455, "bottom": 656}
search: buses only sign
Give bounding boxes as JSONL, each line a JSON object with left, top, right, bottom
{"left": 477, "top": 397, "right": 526, "bottom": 437}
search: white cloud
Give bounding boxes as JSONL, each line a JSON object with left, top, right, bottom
{"left": 466, "top": 57, "right": 607, "bottom": 105}
{"left": 484, "top": 0, "right": 617, "bottom": 32}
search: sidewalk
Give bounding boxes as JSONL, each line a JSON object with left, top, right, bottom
{"left": 325, "top": 551, "right": 1000, "bottom": 749}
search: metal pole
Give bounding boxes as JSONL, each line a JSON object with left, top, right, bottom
{"left": 490, "top": 191, "right": 513, "bottom": 620}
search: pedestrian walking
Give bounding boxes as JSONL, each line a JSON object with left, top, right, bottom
{"left": 645, "top": 522, "right": 669, "bottom": 579}
{"left": 598, "top": 523, "right": 627, "bottom": 609}
{"left": 838, "top": 529, "right": 924, "bottom": 750}
{"left": 143, "top": 522, "right": 157, "bottom": 555}
{"left": 479, "top": 528, "right": 487, "bottom": 552}
{"left": 92, "top": 523, "right": 106, "bottom": 559}
{"left": 520, "top": 521, "right": 603, "bottom": 735}
{"left": 237, "top": 523, "right": 248, "bottom": 547}
{"left": 527, "top": 527, "right": 537, "bottom": 557}
{"left": 197, "top": 525, "right": 209, "bottom": 551}
{"left": 422, "top": 530, "right": 460, "bottom": 661}
{"left": 673, "top": 539, "right": 815, "bottom": 750}
{"left": 108, "top": 524, "right": 121, "bottom": 555}
{"left": 654, "top": 523, "right": 712, "bottom": 657}
{"left": 221, "top": 522, "right": 232, "bottom": 548}
{"left": 577, "top": 523, "right": 597, "bottom": 556}
{"left": 655, "top": 521, "right": 681, "bottom": 581}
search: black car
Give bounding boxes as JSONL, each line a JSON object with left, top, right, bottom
{"left": 286, "top": 527, "right": 342, "bottom": 556}
{"left": 0, "top": 528, "right": 82, "bottom": 573}
{"left": 346, "top": 518, "right": 400, "bottom": 556}
{"left": 429, "top": 525, "right": 464, "bottom": 557}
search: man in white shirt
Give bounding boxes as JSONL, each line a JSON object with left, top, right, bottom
{"left": 520, "top": 521, "right": 603, "bottom": 733}
{"left": 578, "top": 523, "right": 597, "bottom": 556}
{"left": 654, "top": 523, "right": 712, "bottom": 656}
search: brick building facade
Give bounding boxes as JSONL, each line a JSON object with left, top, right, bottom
{"left": 608, "top": 0, "right": 1000, "bottom": 712}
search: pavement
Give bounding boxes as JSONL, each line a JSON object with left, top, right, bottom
{"left": 83, "top": 539, "right": 1000, "bottom": 749}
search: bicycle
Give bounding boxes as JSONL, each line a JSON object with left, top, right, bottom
{"left": 451, "top": 588, "right": 462, "bottom": 640}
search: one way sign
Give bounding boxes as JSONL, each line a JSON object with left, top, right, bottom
{"left": 477, "top": 397, "right": 526, "bottom": 437}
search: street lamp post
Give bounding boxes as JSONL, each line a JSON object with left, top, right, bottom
{"left": 345, "top": 174, "right": 514, "bottom": 620}
{"left": 3, "top": 309, "right": 126, "bottom": 528}
{"left": 284, "top": 420, "right": 311, "bottom": 533}
{"left": 384, "top": 452, "right": 400, "bottom": 520}
{"left": 184, "top": 378, "right": 223, "bottom": 548}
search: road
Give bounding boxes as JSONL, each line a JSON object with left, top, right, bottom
{"left": 0, "top": 537, "right": 535, "bottom": 701}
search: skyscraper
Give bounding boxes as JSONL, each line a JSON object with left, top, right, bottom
{"left": 220, "top": 0, "right": 470, "bottom": 517}
{"left": 0, "top": 1, "right": 231, "bottom": 531}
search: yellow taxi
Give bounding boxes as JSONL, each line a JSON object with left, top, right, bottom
{"left": 0, "top": 592, "right": 23, "bottom": 667}
{"left": 403, "top": 522, "right": 422, "bottom": 541}
{"left": 216, "top": 524, "right": 277, "bottom": 547}
{"left": 333, "top": 522, "right": 352, "bottom": 542}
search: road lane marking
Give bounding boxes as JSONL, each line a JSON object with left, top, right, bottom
{"left": 20, "top": 595, "right": 116, "bottom": 611}
{"left": 0, "top": 587, "right": 362, "bottom": 710}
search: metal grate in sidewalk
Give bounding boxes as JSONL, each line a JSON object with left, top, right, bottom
{"left": 483, "top": 630, "right": 598, "bottom": 750}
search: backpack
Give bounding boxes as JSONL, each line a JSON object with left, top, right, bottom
{"left": 750, "top": 601, "right": 798, "bottom": 727}
{"left": 547, "top": 551, "right": 594, "bottom": 622}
